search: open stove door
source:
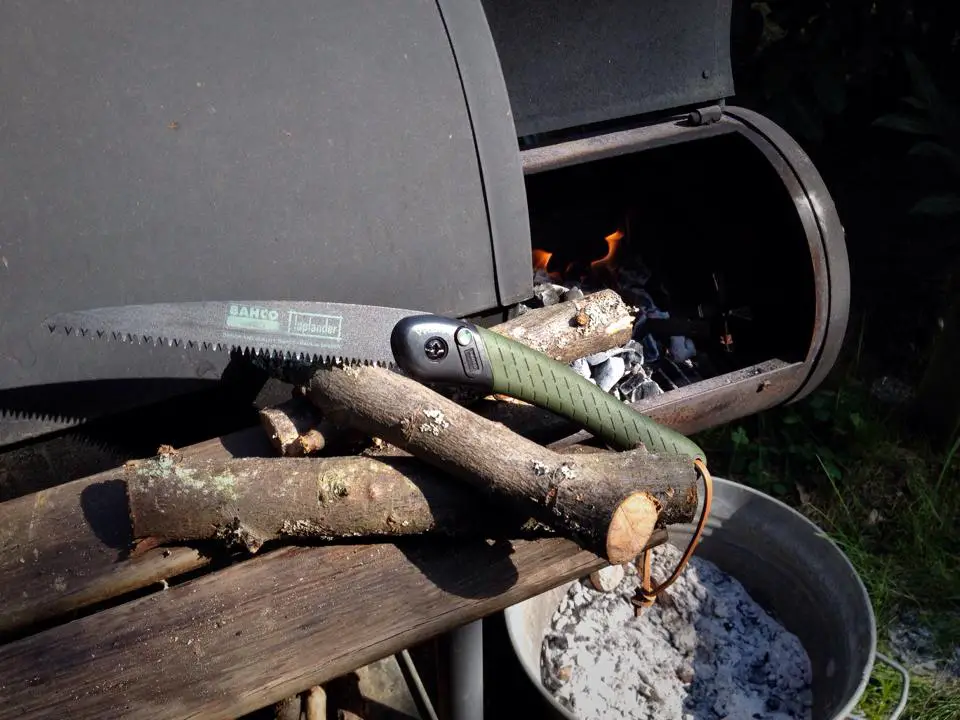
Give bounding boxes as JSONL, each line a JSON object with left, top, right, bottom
{"left": 0, "top": 0, "right": 530, "bottom": 446}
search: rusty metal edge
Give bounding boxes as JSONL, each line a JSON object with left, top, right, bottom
{"left": 720, "top": 106, "right": 851, "bottom": 403}
{"left": 517, "top": 109, "right": 846, "bottom": 429}
{"left": 519, "top": 112, "right": 737, "bottom": 176}
{"left": 549, "top": 360, "right": 805, "bottom": 448}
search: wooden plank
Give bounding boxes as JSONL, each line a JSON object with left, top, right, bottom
{"left": 0, "top": 536, "right": 604, "bottom": 720}
{"left": 0, "top": 426, "right": 275, "bottom": 637}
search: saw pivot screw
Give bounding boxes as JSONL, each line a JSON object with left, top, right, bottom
{"left": 423, "top": 336, "right": 448, "bottom": 361}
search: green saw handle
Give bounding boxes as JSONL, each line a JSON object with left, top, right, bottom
{"left": 390, "top": 315, "right": 706, "bottom": 462}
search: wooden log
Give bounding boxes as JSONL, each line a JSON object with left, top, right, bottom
{"left": 0, "top": 423, "right": 672, "bottom": 638}
{"left": 489, "top": 288, "right": 635, "bottom": 362}
{"left": 126, "top": 449, "right": 689, "bottom": 552}
{"left": 259, "top": 396, "right": 369, "bottom": 458}
{"left": 256, "top": 290, "right": 636, "bottom": 456}
{"left": 0, "top": 426, "right": 275, "bottom": 639}
{"left": 272, "top": 695, "right": 302, "bottom": 720}
{"left": 306, "top": 365, "right": 697, "bottom": 563}
{"left": 125, "top": 451, "right": 549, "bottom": 552}
{"left": 0, "top": 535, "right": 608, "bottom": 720}
{"left": 259, "top": 396, "right": 328, "bottom": 456}
{"left": 303, "top": 686, "right": 327, "bottom": 720}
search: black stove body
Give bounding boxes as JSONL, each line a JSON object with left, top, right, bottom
{"left": 0, "top": 0, "right": 848, "bottom": 447}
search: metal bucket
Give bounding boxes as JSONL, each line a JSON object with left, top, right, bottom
{"left": 503, "top": 477, "right": 909, "bottom": 720}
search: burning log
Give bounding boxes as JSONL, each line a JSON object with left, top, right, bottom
{"left": 490, "top": 287, "right": 635, "bottom": 362}
{"left": 306, "top": 365, "right": 698, "bottom": 564}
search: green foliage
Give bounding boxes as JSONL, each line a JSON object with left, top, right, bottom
{"left": 695, "top": 383, "right": 874, "bottom": 499}
{"left": 694, "top": 373, "right": 960, "bottom": 718}
{"left": 730, "top": 0, "right": 957, "bottom": 146}
{"left": 722, "top": 3, "right": 960, "bottom": 715}
{"left": 872, "top": 49, "right": 960, "bottom": 218}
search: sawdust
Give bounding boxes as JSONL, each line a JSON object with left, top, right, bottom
{"left": 541, "top": 544, "right": 813, "bottom": 720}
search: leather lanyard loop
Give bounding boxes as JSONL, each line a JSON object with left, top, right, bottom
{"left": 633, "top": 457, "right": 713, "bottom": 613}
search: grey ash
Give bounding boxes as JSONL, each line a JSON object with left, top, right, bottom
{"left": 541, "top": 544, "right": 814, "bottom": 720}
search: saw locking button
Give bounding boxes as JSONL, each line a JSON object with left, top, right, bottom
{"left": 455, "top": 327, "right": 474, "bottom": 347}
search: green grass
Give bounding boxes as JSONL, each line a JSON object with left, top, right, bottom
{"left": 693, "top": 369, "right": 960, "bottom": 719}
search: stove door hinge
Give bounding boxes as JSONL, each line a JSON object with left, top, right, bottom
{"left": 687, "top": 105, "right": 723, "bottom": 126}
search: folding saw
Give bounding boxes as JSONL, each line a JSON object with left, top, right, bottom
{"left": 44, "top": 300, "right": 705, "bottom": 461}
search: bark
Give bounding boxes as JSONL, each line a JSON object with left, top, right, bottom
{"left": 259, "top": 396, "right": 366, "bottom": 457}
{"left": 273, "top": 695, "right": 302, "bottom": 720}
{"left": 256, "top": 289, "right": 637, "bottom": 453}
{"left": 125, "top": 450, "right": 552, "bottom": 553}
{"left": 259, "top": 396, "right": 325, "bottom": 456}
{"left": 303, "top": 686, "right": 327, "bottom": 720}
{"left": 306, "top": 365, "right": 697, "bottom": 563}
{"left": 490, "top": 288, "right": 635, "bottom": 361}
{"left": 0, "top": 425, "right": 276, "bottom": 640}
{"left": 125, "top": 447, "right": 683, "bottom": 557}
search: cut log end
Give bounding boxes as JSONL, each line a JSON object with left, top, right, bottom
{"left": 605, "top": 492, "right": 659, "bottom": 564}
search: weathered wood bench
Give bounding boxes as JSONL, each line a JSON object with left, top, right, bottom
{"left": 0, "top": 425, "right": 617, "bottom": 720}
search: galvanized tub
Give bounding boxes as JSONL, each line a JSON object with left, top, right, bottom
{"left": 504, "top": 476, "right": 908, "bottom": 719}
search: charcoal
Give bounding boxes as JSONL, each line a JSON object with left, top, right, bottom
{"left": 620, "top": 339, "right": 645, "bottom": 355}
{"left": 611, "top": 340, "right": 645, "bottom": 369}
{"left": 523, "top": 252, "right": 718, "bottom": 397}
{"left": 641, "top": 380, "right": 664, "bottom": 399}
{"left": 614, "top": 372, "right": 647, "bottom": 403}
{"left": 640, "top": 380, "right": 663, "bottom": 400}
{"left": 632, "top": 315, "right": 649, "bottom": 336}
{"left": 632, "top": 289, "right": 670, "bottom": 320}
{"left": 584, "top": 349, "right": 619, "bottom": 366}
{"left": 534, "top": 283, "right": 567, "bottom": 307}
{"left": 570, "top": 357, "right": 592, "bottom": 380}
{"left": 533, "top": 268, "right": 555, "bottom": 286}
{"left": 594, "top": 356, "right": 626, "bottom": 392}
{"left": 633, "top": 312, "right": 668, "bottom": 342}
{"left": 641, "top": 335, "right": 661, "bottom": 363}
{"left": 668, "top": 336, "right": 696, "bottom": 363}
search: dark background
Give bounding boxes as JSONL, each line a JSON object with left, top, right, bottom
{"left": 727, "top": 0, "right": 960, "bottom": 440}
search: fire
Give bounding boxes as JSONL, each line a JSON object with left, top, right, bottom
{"left": 532, "top": 248, "right": 553, "bottom": 272}
{"left": 531, "top": 228, "right": 624, "bottom": 284}
{"left": 591, "top": 229, "right": 624, "bottom": 269}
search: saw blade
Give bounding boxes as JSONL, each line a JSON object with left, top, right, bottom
{"left": 43, "top": 300, "right": 423, "bottom": 367}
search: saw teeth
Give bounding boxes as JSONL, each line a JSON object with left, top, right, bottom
{"left": 44, "top": 323, "right": 395, "bottom": 368}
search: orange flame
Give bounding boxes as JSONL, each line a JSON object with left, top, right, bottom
{"left": 532, "top": 248, "right": 553, "bottom": 272}
{"left": 591, "top": 229, "right": 624, "bottom": 269}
